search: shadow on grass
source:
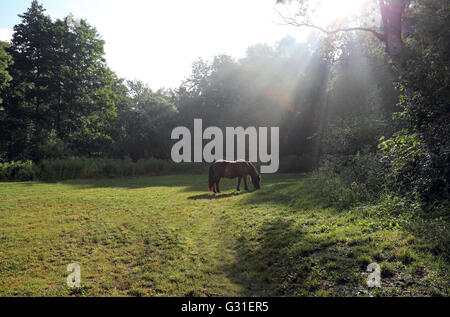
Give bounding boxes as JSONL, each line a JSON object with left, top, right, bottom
{"left": 223, "top": 216, "right": 372, "bottom": 296}
{"left": 223, "top": 218, "right": 311, "bottom": 296}
{"left": 235, "top": 176, "right": 328, "bottom": 210}
{"left": 187, "top": 191, "right": 251, "bottom": 200}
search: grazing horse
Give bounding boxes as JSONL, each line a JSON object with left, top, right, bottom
{"left": 208, "top": 160, "right": 261, "bottom": 193}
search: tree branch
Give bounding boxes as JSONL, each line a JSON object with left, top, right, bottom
{"left": 275, "top": 7, "right": 387, "bottom": 42}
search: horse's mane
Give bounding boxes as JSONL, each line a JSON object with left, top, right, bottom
{"left": 246, "top": 161, "right": 260, "bottom": 180}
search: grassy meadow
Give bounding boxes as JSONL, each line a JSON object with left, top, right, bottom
{"left": 0, "top": 173, "right": 448, "bottom": 296}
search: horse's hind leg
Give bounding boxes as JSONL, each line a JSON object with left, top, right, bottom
{"left": 243, "top": 176, "right": 248, "bottom": 191}
{"left": 236, "top": 177, "right": 242, "bottom": 191}
{"left": 215, "top": 177, "right": 221, "bottom": 193}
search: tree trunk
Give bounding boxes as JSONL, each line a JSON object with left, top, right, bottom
{"left": 379, "top": 0, "right": 409, "bottom": 63}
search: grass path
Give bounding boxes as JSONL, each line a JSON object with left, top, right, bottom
{"left": 0, "top": 174, "right": 448, "bottom": 296}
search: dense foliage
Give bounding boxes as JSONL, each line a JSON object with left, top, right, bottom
{"left": 379, "top": 0, "right": 450, "bottom": 201}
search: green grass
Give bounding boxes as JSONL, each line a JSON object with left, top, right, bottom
{"left": 0, "top": 173, "right": 448, "bottom": 296}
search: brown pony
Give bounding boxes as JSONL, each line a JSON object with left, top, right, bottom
{"left": 208, "top": 160, "right": 261, "bottom": 193}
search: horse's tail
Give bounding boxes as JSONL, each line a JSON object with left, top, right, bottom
{"left": 208, "top": 164, "right": 215, "bottom": 192}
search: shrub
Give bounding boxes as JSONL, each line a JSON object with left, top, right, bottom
{"left": 0, "top": 161, "right": 38, "bottom": 181}
{"left": 379, "top": 132, "right": 448, "bottom": 202}
{"left": 310, "top": 149, "right": 386, "bottom": 210}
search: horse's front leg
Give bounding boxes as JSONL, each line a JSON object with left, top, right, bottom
{"left": 237, "top": 177, "right": 242, "bottom": 191}
{"left": 243, "top": 175, "right": 248, "bottom": 191}
{"left": 216, "top": 177, "right": 221, "bottom": 193}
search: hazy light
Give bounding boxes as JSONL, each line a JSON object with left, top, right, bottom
{"left": 62, "top": 0, "right": 312, "bottom": 90}
{"left": 315, "top": 0, "right": 366, "bottom": 25}
{"left": 1, "top": 0, "right": 370, "bottom": 90}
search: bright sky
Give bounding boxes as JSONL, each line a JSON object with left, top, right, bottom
{"left": 0, "top": 0, "right": 367, "bottom": 90}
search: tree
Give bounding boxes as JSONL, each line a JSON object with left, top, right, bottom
{"left": 379, "top": 0, "right": 450, "bottom": 200}
{"left": 47, "top": 15, "right": 118, "bottom": 157}
{"left": 0, "top": 41, "right": 13, "bottom": 160}
{"left": 114, "top": 80, "right": 178, "bottom": 160}
{"left": 0, "top": 41, "right": 13, "bottom": 104}
{"left": 4, "top": 0, "right": 54, "bottom": 159}
{"left": 2, "top": 1, "right": 119, "bottom": 160}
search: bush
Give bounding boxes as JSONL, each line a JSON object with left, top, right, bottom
{"left": 0, "top": 161, "right": 38, "bottom": 181}
{"left": 379, "top": 132, "right": 449, "bottom": 202}
{"left": 310, "top": 148, "right": 386, "bottom": 210}
{"left": 310, "top": 165, "right": 358, "bottom": 210}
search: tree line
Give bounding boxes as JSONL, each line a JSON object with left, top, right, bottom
{"left": 0, "top": 0, "right": 448, "bottom": 203}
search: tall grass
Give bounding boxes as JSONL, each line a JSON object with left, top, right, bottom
{"left": 1, "top": 156, "right": 315, "bottom": 182}
{"left": 0, "top": 158, "right": 208, "bottom": 182}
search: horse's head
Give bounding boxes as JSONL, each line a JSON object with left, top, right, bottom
{"left": 251, "top": 173, "right": 261, "bottom": 190}
{"left": 246, "top": 162, "right": 261, "bottom": 190}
